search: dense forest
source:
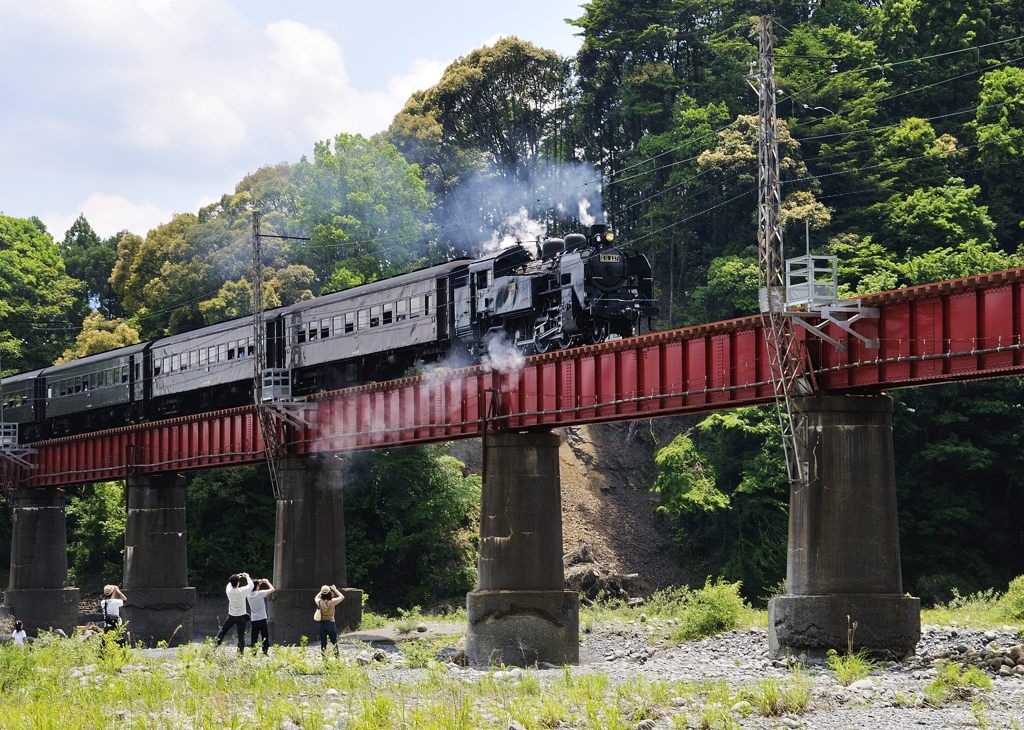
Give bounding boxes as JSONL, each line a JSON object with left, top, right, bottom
{"left": 2, "top": 0, "right": 1024, "bottom": 607}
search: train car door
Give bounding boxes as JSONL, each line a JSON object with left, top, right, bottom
{"left": 435, "top": 277, "right": 449, "bottom": 339}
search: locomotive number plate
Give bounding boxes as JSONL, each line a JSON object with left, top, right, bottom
{"left": 599, "top": 253, "right": 621, "bottom": 263}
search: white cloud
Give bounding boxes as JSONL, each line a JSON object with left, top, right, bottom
{"left": 1, "top": 0, "right": 450, "bottom": 237}
{"left": 44, "top": 194, "right": 173, "bottom": 240}
{"left": 1, "top": 1, "right": 446, "bottom": 160}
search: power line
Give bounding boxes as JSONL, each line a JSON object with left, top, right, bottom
{"left": 778, "top": 32, "right": 1024, "bottom": 110}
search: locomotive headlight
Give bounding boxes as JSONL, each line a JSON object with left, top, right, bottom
{"left": 604, "top": 231, "right": 615, "bottom": 243}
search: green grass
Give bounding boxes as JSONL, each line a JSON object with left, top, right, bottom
{"left": 826, "top": 648, "right": 874, "bottom": 686}
{"left": 0, "top": 626, "right": 823, "bottom": 730}
{"left": 921, "top": 577, "right": 1024, "bottom": 628}
{"left": 924, "top": 661, "right": 992, "bottom": 707}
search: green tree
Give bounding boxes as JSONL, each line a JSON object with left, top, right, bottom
{"left": 185, "top": 466, "right": 275, "bottom": 593}
{"left": 651, "top": 408, "right": 789, "bottom": 603}
{"left": 56, "top": 311, "right": 141, "bottom": 363}
{"left": 650, "top": 433, "right": 729, "bottom": 544}
{"left": 66, "top": 481, "right": 126, "bottom": 585}
{"left": 288, "top": 133, "right": 433, "bottom": 282}
{"left": 344, "top": 446, "right": 480, "bottom": 609}
{"left": 971, "top": 67, "right": 1024, "bottom": 245}
{"left": 875, "top": 181, "right": 997, "bottom": 255}
{"left": 0, "top": 214, "right": 81, "bottom": 373}
{"left": 60, "top": 215, "right": 122, "bottom": 318}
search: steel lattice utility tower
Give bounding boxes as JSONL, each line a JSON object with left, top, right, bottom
{"left": 751, "top": 15, "right": 807, "bottom": 484}
{"left": 251, "top": 211, "right": 284, "bottom": 499}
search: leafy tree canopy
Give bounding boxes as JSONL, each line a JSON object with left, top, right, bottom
{"left": 56, "top": 311, "right": 141, "bottom": 364}
{"left": 0, "top": 214, "right": 81, "bottom": 373}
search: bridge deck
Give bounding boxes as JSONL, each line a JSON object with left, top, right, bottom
{"left": 11, "top": 267, "right": 1024, "bottom": 488}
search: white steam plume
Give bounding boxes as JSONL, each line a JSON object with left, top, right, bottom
{"left": 578, "top": 199, "right": 595, "bottom": 227}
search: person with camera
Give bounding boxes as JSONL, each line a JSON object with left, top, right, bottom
{"left": 101, "top": 584, "right": 126, "bottom": 631}
{"left": 215, "top": 572, "right": 253, "bottom": 654}
{"left": 313, "top": 584, "right": 345, "bottom": 658}
{"left": 246, "top": 577, "right": 276, "bottom": 656}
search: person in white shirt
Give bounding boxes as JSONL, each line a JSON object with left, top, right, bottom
{"left": 101, "top": 584, "right": 127, "bottom": 632}
{"left": 215, "top": 572, "right": 253, "bottom": 654}
{"left": 246, "top": 578, "right": 276, "bottom": 655}
{"left": 11, "top": 620, "right": 27, "bottom": 647}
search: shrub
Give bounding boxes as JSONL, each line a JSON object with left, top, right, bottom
{"left": 1001, "top": 576, "right": 1024, "bottom": 620}
{"left": 671, "top": 578, "right": 746, "bottom": 641}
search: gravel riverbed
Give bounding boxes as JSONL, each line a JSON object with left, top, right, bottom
{"left": 132, "top": 621, "right": 1024, "bottom": 728}
{"left": 572, "top": 622, "right": 1024, "bottom": 728}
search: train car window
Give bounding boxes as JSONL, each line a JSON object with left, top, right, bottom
{"left": 247, "top": 339, "right": 255, "bottom": 357}
{"left": 308, "top": 322, "right": 318, "bottom": 341}
{"left": 199, "top": 349, "right": 207, "bottom": 366}
{"left": 76, "top": 377, "right": 83, "bottom": 393}
{"left": 396, "top": 300, "right": 407, "bottom": 321}
{"left": 47, "top": 386, "right": 53, "bottom": 399}
{"left": 410, "top": 297, "right": 421, "bottom": 318}
{"left": 382, "top": 304, "right": 393, "bottom": 325}
{"left": 190, "top": 350, "right": 199, "bottom": 368}
{"left": 358, "top": 309, "right": 368, "bottom": 329}
{"left": 162, "top": 356, "right": 171, "bottom": 374}
{"left": 370, "top": 306, "right": 381, "bottom": 327}
{"left": 208, "top": 346, "right": 216, "bottom": 364}
{"left": 296, "top": 326, "right": 306, "bottom": 344}
{"left": 228, "top": 341, "right": 237, "bottom": 360}
{"left": 321, "top": 320, "right": 330, "bottom": 339}
{"left": 333, "top": 315, "right": 342, "bottom": 336}
{"left": 172, "top": 354, "right": 180, "bottom": 371}
{"left": 424, "top": 294, "right": 431, "bottom": 316}
{"left": 344, "top": 312, "right": 355, "bottom": 333}
{"left": 216, "top": 344, "right": 226, "bottom": 362}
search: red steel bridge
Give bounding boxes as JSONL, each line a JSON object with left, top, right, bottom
{"left": 9, "top": 266, "right": 1024, "bottom": 489}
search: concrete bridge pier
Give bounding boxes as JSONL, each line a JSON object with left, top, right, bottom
{"left": 3, "top": 487, "right": 79, "bottom": 636}
{"left": 769, "top": 395, "right": 920, "bottom": 659}
{"left": 271, "top": 457, "right": 362, "bottom": 643}
{"left": 467, "top": 431, "right": 579, "bottom": 667}
{"left": 122, "top": 473, "right": 195, "bottom": 646}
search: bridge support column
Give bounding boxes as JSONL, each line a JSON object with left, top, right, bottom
{"left": 271, "top": 457, "right": 362, "bottom": 644}
{"left": 122, "top": 473, "right": 195, "bottom": 646}
{"left": 467, "top": 431, "right": 579, "bottom": 667}
{"left": 3, "top": 487, "right": 79, "bottom": 636}
{"left": 769, "top": 395, "right": 920, "bottom": 659}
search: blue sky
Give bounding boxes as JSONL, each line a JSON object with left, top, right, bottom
{"left": 0, "top": 0, "right": 584, "bottom": 240}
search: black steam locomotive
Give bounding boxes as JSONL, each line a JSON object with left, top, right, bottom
{"left": 1, "top": 226, "right": 655, "bottom": 442}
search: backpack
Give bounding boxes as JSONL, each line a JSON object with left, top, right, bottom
{"left": 101, "top": 598, "right": 119, "bottom": 629}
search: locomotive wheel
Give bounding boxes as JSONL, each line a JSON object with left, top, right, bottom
{"left": 535, "top": 337, "right": 554, "bottom": 354}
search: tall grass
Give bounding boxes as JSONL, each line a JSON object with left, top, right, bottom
{"left": 921, "top": 579, "right": 1024, "bottom": 628}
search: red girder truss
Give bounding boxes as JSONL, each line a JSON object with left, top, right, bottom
{"left": 14, "top": 268, "right": 1024, "bottom": 488}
